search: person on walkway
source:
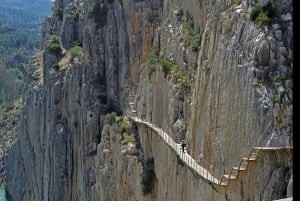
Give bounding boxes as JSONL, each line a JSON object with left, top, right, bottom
{"left": 181, "top": 140, "right": 186, "bottom": 153}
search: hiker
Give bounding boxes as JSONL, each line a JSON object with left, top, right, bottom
{"left": 181, "top": 140, "right": 186, "bottom": 153}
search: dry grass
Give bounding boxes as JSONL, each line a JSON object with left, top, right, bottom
{"left": 58, "top": 52, "right": 71, "bottom": 70}
{"left": 32, "top": 51, "right": 44, "bottom": 84}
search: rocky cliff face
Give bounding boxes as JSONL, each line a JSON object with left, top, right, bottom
{"left": 5, "top": 0, "right": 293, "bottom": 201}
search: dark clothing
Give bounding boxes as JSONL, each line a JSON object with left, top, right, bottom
{"left": 181, "top": 141, "right": 186, "bottom": 153}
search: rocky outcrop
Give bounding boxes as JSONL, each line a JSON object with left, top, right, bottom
{"left": 5, "top": 0, "right": 292, "bottom": 201}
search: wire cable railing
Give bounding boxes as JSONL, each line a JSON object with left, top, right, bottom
{"left": 126, "top": 99, "right": 292, "bottom": 186}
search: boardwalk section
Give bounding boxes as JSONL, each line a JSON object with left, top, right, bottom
{"left": 127, "top": 115, "right": 292, "bottom": 186}
{"left": 128, "top": 116, "right": 220, "bottom": 184}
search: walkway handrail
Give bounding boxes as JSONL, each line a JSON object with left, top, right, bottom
{"left": 128, "top": 116, "right": 221, "bottom": 184}
{"left": 127, "top": 115, "right": 292, "bottom": 186}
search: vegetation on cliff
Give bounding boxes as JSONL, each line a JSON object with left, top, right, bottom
{"left": 0, "top": 0, "right": 51, "bottom": 187}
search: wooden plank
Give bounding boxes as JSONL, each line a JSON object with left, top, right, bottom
{"left": 253, "top": 147, "right": 291, "bottom": 151}
{"left": 233, "top": 166, "right": 246, "bottom": 171}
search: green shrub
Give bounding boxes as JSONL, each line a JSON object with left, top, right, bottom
{"left": 118, "top": 117, "right": 132, "bottom": 134}
{"left": 47, "top": 43, "right": 62, "bottom": 56}
{"left": 47, "top": 35, "right": 62, "bottom": 56}
{"left": 256, "top": 12, "right": 271, "bottom": 24}
{"left": 250, "top": 3, "right": 273, "bottom": 25}
{"left": 50, "top": 35, "right": 61, "bottom": 44}
{"left": 184, "top": 12, "right": 201, "bottom": 52}
{"left": 52, "top": 63, "right": 60, "bottom": 71}
{"left": 160, "top": 58, "right": 175, "bottom": 78}
{"left": 250, "top": 4, "right": 261, "bottom": 20}
{"left": 147, "top": 45, "right": 160, "bottom": 65}
{"left": 190, "top": 28, "right": 201, "bottom": 52}
{"left": 144, "top": 45, "right": 176, "bottom": 79}
{"left": 106, "top": 112, "right": 117, "bottom": 125}
{"left": 9, "top": 68, "right": 24, "bottom": 80}
{"left": 143, "top": 45, "right": 160, "bottom": 78}
{"left": 262, "top": 2, "right": 274, "bottom": 18}
{"left": 73, "top": 40, "right": 82, "bottom": 47}
{"left": 124, "top": 134, "right": 136, "bottom": 142}
{"left": 171, "top": 70, "right": 189, "bottom": 84}
{"left": 175, "top": 6, "right": 184, "bottom": 18}
{"left": 170, "top": 70, "right": 193, "bottom": 97}
{"left": 274, "top": 75, "right": 282, "bottom": 83}
{"left": 69, "top": 45, "right": 83, "bottom": 59}
{"left": 52, "top": 6, "right": 64, "bottom": 21}
{"left": 71, "top": 5, "right": 80, "bottom": 20}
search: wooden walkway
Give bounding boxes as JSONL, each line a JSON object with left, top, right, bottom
{"left": 127, "top": 112, "right": 292, "bottom": 186}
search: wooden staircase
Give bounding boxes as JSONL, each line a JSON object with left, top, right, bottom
{"left": 219, "top": 148, "right": 260, "bottom": 186}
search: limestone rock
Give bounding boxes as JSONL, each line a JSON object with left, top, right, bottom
{"left": 5, "top": 0, "right": 292, "bottom": 201}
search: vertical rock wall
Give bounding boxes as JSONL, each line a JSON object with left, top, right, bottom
{"left": 5, "top": 0, "right": 292, "bottom": 201}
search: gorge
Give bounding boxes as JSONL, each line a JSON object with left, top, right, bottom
{"left": 4, "top": 0, "right": 293, "bottom": 200}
